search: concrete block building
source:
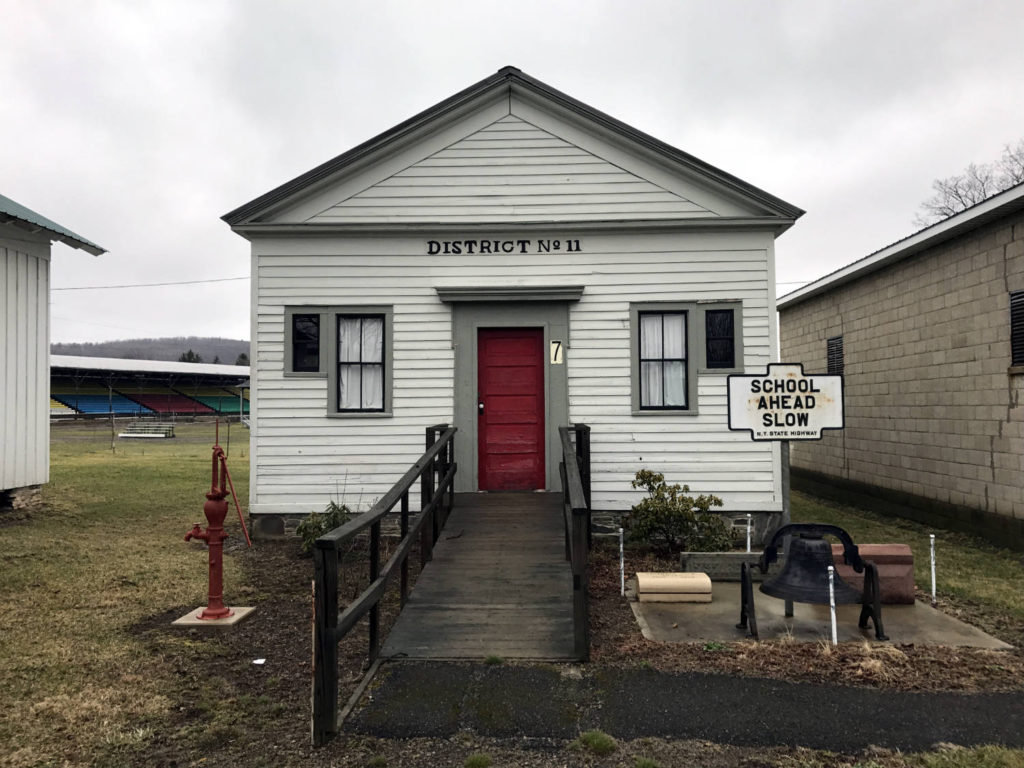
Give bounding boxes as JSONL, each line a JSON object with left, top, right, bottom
{"left": 778, "top": 182, "right": 1024, "bottom": 548}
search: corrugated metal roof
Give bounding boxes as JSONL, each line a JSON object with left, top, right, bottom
{"left": 778, "top": 180, "right": 1024, "bottom": 310}
{"left": 0, "top": 193, "right": 105, "bottom": 256}
{"left": 51, "top": 354, "right": 249, "bottom": 380}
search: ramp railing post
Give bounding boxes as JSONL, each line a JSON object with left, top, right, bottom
{"left": 312, "top": 543, "right": 339, "bottom": 745}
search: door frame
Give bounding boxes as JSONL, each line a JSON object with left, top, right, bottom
{"left": 451, "top": 301, "right": 571, "bottom": 493}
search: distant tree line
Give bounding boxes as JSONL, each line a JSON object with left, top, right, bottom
{"left": 52, "top": 336, "right": 250, "bottom": 366}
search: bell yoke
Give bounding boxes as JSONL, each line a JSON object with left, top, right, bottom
{"left": 737, "top": 523, "right": 888, "bottom": 642}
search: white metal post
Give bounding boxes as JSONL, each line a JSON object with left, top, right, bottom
{"left": 618, "top": 527, "right": 625, "bottom": 596}
{"left": 828, "top": 565, "right": 838, "bottom": 645}
{"left": 930, "top": 533, "right": 937, "bottom": 607}
{"left": 746, "top": 513, "right": 752, "bottom": 553}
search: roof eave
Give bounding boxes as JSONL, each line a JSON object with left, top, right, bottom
{"left": 229, "top": 216, "right": 799, "bottom": 239}
{"left": 0, "top": 213, "right": 105, "bottom": 256}
{"left": 778, "top": 181, "right": 1024, "bottom": 310}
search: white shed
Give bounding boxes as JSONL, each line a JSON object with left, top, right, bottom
{"left": 1, "top": 194, "right": 104, "bottom": 504}
{"left": 223, "top": 67, "right": 803, "bottom": 532}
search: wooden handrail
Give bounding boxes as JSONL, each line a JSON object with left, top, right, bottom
{"left": 559, "top": 424, "right": 591, "bottom": 661}
{"left": 312, "top": 425, "right": 457, "bottom": 746}
{"left": 316, "top": 426, "right": 456, "bottom": 549}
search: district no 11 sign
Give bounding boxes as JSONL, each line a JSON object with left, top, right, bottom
{"left": 727, "top": 363, "right": 844, "bottom": 441}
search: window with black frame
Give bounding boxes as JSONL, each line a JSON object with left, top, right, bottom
{"left": 638, "top": 311, "right": 688, "bottom": 409}
{"left": 337, "top": 314, "right": 385, "bottom": 411}
{"left": 291, "top": 313, "right": 320, "bottom": 373}
{"left": 705, "top": 309, "right": 735, "bottom": 369}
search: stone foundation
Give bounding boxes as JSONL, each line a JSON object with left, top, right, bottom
{"left": 0, "top": 485, "right": 43, "bottom": 512}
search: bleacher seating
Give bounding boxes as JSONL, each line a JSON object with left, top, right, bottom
{"left": 174, "top": 387, "right": 249, "bottom": 415}
{"left": 50, "top": 387, "right": 154, "bottom": 416}
{"left": 50, "top": 398, "right": 75, "bottom": 416}
{"left": 114, "top": 385, "right": 215, "bottom": 415}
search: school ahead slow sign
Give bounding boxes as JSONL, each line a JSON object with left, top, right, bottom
{"left": 727, "top": 363, "right": 844, "bottom": 441}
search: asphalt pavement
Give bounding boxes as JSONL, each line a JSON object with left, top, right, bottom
{"left": 345, "top": 661, "right": 1024, "bottom": 752}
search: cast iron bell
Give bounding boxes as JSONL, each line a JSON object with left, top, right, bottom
{"left": 760, "top": 533, "right": 863, "bottom": 604}
{"left": 737, "top": 523, "right": 889, "bottom": 642}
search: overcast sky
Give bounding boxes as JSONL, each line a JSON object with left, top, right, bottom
{"left": 5, "top": 0, "right": 1024, "bottom": 344}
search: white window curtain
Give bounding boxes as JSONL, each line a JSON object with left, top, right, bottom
{"left": 640, "top": 312, "right": 687, "bottom": 408}
{"left": 338, "top": 315, "right": 385, "bottom": 411}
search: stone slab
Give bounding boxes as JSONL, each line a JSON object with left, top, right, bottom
{"left": 679, "top": 551, "right": 786, "bottom": 582}
{"left": 832, "top": 544, "right": 916, "bottom": 604}
{"left": 638, "top": 592, "right": 712, "bottom": 603}
{"left": 636, "top": 571, "right": 711, "bottom": 594}
{"left": 630, "top": 581, "right": 1011, "bottom": 649}
{"left": 172, "top": 605, "right": 256, "bottom": 628}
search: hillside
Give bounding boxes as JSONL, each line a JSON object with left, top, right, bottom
{"left": 51, "top": 337, "right": 250, "bottom": 365}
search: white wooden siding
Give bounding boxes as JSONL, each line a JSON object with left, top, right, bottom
{"left": 1, "top": 228, "right": 50, "bottom": 491}
{"left": 309, "top": 116, "right": 712, "bottom": 224}
{"left": 250, "top": 230, "right": 779, "bottom": 515}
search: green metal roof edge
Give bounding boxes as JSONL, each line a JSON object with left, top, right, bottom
{"left": 0, "top": 193, "right": 105, "bottom": 255}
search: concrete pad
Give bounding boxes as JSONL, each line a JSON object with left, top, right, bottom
{"left": 629, "top": 581, "right": 1012, "bottom": 649}
{"left": 172, "top": 605, "right": 256, "bottom": 628}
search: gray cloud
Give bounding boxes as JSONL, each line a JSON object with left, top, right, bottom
{"left": 3, "top": 0, "right": 1022, "bottom": 341}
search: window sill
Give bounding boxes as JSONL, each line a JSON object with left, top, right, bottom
{"left": 325, "top": 411, "right": 393, "bottom": 419}
{"left": 1008, "top": 366, "right": 1024, "bottom": 376}
{"left": 283, "top": 371, "right": 327, "bottom": 379}
{"left": 698, "top": 367, "right": 743, "bottom": 375}
{"left": 631, "top": 409, "right": 699, "bottom": 417}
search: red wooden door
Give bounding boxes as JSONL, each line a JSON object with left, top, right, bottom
{"left": 478, "top": 328, "right": 545, "bottom": 490}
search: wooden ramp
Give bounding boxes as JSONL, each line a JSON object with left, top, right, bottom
{"left": 382, "top": 492, "right": 575, "bottom": 660}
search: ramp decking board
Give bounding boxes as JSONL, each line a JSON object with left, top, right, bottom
{"left": 382, "top": 492, "right": 576, "bottom": 659}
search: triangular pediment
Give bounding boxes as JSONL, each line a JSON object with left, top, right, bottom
{"left": 224, "top": 68, "right": 803, "bottom": 230}
{"left": 307, "top": 115, "right": 713, "bottom": 224}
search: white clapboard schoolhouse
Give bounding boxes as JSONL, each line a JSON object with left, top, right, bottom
{"left": 223, "top": 67, "right": 803, "bottom": 535}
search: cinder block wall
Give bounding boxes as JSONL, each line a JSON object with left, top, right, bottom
{"left": 780, "top": 210, "right": 1024, "bottom": 547}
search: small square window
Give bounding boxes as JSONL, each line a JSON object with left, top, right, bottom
{"left": 705, "top": 309, "right": 735, "bottom": 369}
{"left": 291, "top": 314, "right": 320, "bottom": 373}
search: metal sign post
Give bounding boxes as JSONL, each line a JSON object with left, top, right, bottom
{"left": 728, "top": 363, "right": 846, "bottom": 620}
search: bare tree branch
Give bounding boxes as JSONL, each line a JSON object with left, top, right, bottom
{"left": 914, "top": 141, "right": 1024, "bottom": 227}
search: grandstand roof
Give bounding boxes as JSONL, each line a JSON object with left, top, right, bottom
{"left": 51, "top": 355, "right": 249, "bottom": 382}
{"left": 0, "top": 193, "right": 105, "bottom": 256}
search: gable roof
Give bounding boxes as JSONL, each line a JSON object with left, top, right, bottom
{"left": 778, "top": 180, "right": 1024, "bottom": 310}
{"left": 223, "top": 66, "right": 803, "bottom": 229}
{"left": 0, "top": 193, "right": 105, "bottom": 256}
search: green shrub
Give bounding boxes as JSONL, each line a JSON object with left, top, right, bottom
{"left": 464, "top": 754, "right": 493, "bottom": 768}
{"left": 296, "top": 500, "right": 351, "bottom": 552}
{"left": 626, "top": 469, "right": 730, "bottom": 554}
{"left": 574, "top": 730, "right": 617, "bottom": 756}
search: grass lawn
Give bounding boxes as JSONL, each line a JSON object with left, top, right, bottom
{"left": 792, "top": 490, "right": 1024, "bottom": 644}
{"left": 1, "top": 422, "right": 1022, "bottom": 768}
{"left": 0, "top": 420, "right": 252, "bottom": 768}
